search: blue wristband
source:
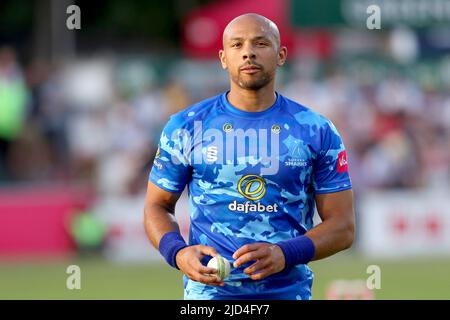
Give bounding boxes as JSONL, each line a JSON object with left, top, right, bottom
{"left": 277, "top": 235, "right": 315, "bottom": 268}
{"left": 158, "top": 232, "right": 188, "bottom": 269}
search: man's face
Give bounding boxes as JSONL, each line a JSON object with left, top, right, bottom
{"left": 219, "top": 18, "right": 286, "bottom": 91}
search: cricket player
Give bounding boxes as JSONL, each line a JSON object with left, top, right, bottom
{"left": 144, "top": 13, "right": 355, "bottom": 300}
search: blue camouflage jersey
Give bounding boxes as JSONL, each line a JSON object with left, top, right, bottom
{"left": 149, "top": 91, "right": 352, "bottom": 300}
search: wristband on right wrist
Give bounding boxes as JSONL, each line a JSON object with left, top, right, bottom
{"left": 158, "top": 231, "right": 188, "bottom": 269}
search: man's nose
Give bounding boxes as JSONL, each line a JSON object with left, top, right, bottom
{"left": 242, "top": 44, "right": 256, "bottom": 60}
{"left": 243, "top": 52, "right": 256, "bottom": 60}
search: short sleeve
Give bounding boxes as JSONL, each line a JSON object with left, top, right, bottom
{"left": 313, "top": 119, "right": 352, "bottom": 194}
{"left": 149, "top": 115, "right": 191, "bottom": 193}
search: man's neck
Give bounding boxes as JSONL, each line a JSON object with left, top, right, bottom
{"left": 227, "top": 84, "right": 277, "bottom": 112}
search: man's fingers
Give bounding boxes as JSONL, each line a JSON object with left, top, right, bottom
{"left": 249, "top": 267, "right": 274, "bottom": 281}
{"left": 190, "top": 259, "right": 221, "bottom": 280}
{"left": 197, "top": 245, "right": 218, "bottom": 257}
{"left": 198, "top": 265, "right": 218, "bottom": 275}
{"left": 191, "top": 271, "right": 225, "bottom": 286}
{"left": 233, "top": 248, "right": 267, "bottom": 268}
{"left": 232, "top": 243, "right": 260, "bottom": 260}
{"left": 244, "top": 258, "right": 271, "bottom": 275}
{"left": 188, "top": 258, "right": 218, "bottom": 275}
{"left": 179, "top": 247, "right": 226, "bottom": 286}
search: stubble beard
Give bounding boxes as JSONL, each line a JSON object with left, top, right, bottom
{"left": 234, "top": 69, "right": 273, "bottom": 90}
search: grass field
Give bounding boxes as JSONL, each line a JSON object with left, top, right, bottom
{"left": 1, "top": 253, "right": 449, "bottom": 299}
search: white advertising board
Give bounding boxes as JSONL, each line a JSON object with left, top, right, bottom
{"left": 359, "top": 191, "right": 450, "bottom": 258}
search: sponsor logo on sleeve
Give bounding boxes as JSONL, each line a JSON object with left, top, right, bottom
{"left": 337, "top": 150, "right": 348, "bottom": 173}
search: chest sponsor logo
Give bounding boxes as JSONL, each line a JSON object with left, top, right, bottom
{"left": 228, "top": 201, "right": 278, "bottom": 213}
{"left": 228, "top": 175, "right": 278, "bottom": 213}
{"left": 238, "top": 174, "right": 267, "bottom": 200}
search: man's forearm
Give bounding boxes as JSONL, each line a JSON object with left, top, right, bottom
{"left": 304, "top": 216, "right": 354, "bottom": 261}
{"left": 144, "top": 203, "right": 182, "bottom": 250}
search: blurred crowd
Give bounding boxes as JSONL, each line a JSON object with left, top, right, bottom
{"left": 283, "top": 56, "right": 450, "bottom": 194}
{"left": 0, "top": 46, "right": 189, "bottom": 196}
{"left": 0, "top": 45, "right": 449, "bottom": 197}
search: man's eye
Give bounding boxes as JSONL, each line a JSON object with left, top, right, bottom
{"left": 257, "top": 42, "right": 268, "bottom": 46}
{"left": 232, "top": 43, "right": 241, "bottom": 48}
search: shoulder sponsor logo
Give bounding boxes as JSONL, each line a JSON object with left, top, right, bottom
{"left": 153, "top": 146, "right": 163, "bottom": 169}
{"left": 153, "top": 159, "right": 163, "bottom": 170}
{"left": 337, "top": 150, "right": 348, "bottom": 173}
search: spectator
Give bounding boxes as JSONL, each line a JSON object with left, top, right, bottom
{"left": 0, "top": 47, "right": 29, "bottom": 182}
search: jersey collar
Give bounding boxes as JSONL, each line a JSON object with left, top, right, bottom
{"left": 220, "top": 91, "right": 282, "bottom": 119}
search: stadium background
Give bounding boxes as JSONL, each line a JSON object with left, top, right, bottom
{"left": 0, "top": 0, "right": 449, "bottom": 299}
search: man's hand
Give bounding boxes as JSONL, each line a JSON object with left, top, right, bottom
{"left": 176, "top": 245, "right": 225, "bottom": 286}
{"left": 233, "top": 243, "right": 285, "bottom": 280}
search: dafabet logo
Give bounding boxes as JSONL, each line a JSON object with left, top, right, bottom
{"left": 228, "top": 175, "right": 278, "bottom": 213}
{"left": 238, "top": 174, "right": 267, "bottom": 201}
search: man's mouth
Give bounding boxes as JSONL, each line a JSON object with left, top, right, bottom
{"left": 240, "top": 65, "right": 261, "bottom": 74}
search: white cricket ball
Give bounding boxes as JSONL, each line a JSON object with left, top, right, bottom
{"left": 207, "top": 255, "right": 231, "bottom": 281}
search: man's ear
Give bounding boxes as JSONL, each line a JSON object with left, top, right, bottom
{"left": 219, "top": 49, "right": 227, "bottom": 70}
{"left": 277, "top": 46, "right": 288, "bottom": 67}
